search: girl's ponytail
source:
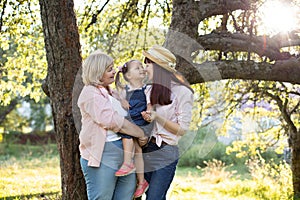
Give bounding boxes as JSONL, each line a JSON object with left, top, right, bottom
{"left": 115, "top": 70, "right": 124, "bottom": 91}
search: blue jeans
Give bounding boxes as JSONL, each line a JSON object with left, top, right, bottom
{"left": 143, "top": 141, "right": 179, "bottom": 200}
{"left": 80, "top": 139, "right": 136, "bottom": 200}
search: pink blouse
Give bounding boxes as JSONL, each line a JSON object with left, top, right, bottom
{"left": 146, "top": 82, "right": 194, "bottom": 146}
{"left": 77, "top": 85, "right": 124, "bottom": 167}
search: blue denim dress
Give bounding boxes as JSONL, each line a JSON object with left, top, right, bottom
{"left": 119, "top": 85, "right": 153, "bottom": 138}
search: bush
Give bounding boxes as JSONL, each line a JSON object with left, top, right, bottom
{"left": 178, "top": 127, "right": 245, "bottom": 168}
{"left": 217, "top": 156, "right": 293, "bottom": 199}
{"left": 2, "top": 131, "right": 56, "bottom": 145}
{"left": 198, "top": 159, "right": 237, "bottom": 184}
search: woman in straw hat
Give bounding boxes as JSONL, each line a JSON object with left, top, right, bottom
{"left": 77, "top": 50, "right": 145, "bottom": 200}
{"left": 139, "top": 45, "right": 194, "bottom": 200}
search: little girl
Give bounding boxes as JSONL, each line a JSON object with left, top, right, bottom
{"left": 115, "top": 59, "right": 152, "bottom": 198}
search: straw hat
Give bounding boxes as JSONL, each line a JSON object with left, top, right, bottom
{"left": 143, "top": 45, "right": 177, "bottom": 73}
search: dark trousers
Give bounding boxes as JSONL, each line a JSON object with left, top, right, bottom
{"left": 142, "top": 140, "right": 179, "bottom": 200}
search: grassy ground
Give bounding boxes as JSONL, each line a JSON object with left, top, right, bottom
{"left": 0, "top": 143, "right": 293, "bottom": 200}
{"left": 0, "top": 143, "right": 61, "bottom": 199}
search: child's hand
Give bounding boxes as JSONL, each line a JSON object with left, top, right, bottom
{"left": 141, "top": 110, "right": 156, "bottom": 122}
{"left": 121, "top": 99, "right": 130, "bottom": 110}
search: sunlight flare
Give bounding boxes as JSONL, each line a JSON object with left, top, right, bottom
{"left": 259, "top": 0, "right": 298, "bottom": 34}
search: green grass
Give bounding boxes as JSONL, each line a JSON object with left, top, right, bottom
{"left": 0, "top": 143, "right": 61, "bottom": 200}
{"left": 0, "top": 143, "right": 293, "bottom": 200}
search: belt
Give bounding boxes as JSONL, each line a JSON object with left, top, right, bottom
{"left": 150, "top": 137, "right": 168, "bottom": 146}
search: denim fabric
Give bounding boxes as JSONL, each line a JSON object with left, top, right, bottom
{"left": 80, "top": 139, "right": 136, "bottom": 200}
{"left": 142, "top": 141, "right": 179, "bottom": 200}
{"left": 118, "top": 132, "right": 133, "bottom": 139}
{"left": 126, "top": 85, "right": 148, "bottom": 126}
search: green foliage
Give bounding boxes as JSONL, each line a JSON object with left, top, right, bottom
{"left": 76, "top": 0, "right": 171, "bottom": 66}
{"left": 198, "top": 159, "right": 237, "bottom": 184}
{"left": 1, "top": 0, "right": 47, "bottom": 106}
{"left": 178, "top": 127, "right": 245, "bottom": 168}
{"left": 26, "top": 98, "right": 53, "bottom": 132}
{"left": 219, "top": 80, "right": 299, "bottom": 163}
{"left": 1, "top": 98, "right": 53, "bottom": 135}
{"left": 218, "top": 156, "right": 293, "bottom": 200}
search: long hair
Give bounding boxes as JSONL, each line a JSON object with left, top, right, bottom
{"left": 145, "top": 57, "right": 194, "bottom": 106}
{"left": 151, "top": 63, "right": 172, "bottom": 105}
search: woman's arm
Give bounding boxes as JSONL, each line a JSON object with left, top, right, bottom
{"left": 142, "top": 111, "right": 186, "bottom": 136}
{"left": 119, "top": 119, "right": 144, "bottom": 138}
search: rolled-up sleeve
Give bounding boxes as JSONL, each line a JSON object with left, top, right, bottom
{"left": 144, "top": 85, "right": 152, "bottom": 105}
{"left": 176, "top": 87, "right": 194, "bottom": 132}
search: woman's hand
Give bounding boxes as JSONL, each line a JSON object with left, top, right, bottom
{"left": 141, "top": 110, "right": 156, "bottom": 122}
{"left": 142, "top": 109, "right": 186, "bottom": 136}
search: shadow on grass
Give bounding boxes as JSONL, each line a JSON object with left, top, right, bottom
{"left": 1, "top": 191, "right": 61, "bottom": 200}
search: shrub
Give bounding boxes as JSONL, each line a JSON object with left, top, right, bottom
{"left": 218, "top": 156, "right": 293, "bottom": 199}
{"left": 198, "top": 159, "right": 237, "bottom": 184}
{"left": 178, "top": 127, "right": 245, "bottom": 168}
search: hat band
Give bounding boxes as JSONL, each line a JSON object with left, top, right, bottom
{"left": 148, "top": 50, "right": 176, "bottom": 69}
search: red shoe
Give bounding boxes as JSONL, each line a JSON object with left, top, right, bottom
{"left": 134, "top": 180, "right": 149, "bottom": 198}
{"left": 115, "top": 163, "right": 136, "bottom": 176}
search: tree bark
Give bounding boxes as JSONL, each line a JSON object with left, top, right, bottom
{"left": 0, "top": 98, "right": 18, "bottom": 124}
{"left": 39, "top": 0, "right": 86, "bottom": 199}
{"left": 290, "top": 131, "right": 300, "bottom": 199}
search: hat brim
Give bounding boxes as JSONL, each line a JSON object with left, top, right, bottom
{"left": 143, "top": 51, "right": 177, "bottom": 73}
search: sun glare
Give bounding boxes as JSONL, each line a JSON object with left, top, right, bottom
{"left": 259, "top": 1, "right": 297, "bottom": 34}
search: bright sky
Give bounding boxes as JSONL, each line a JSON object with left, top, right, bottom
{"left": 258, "top": 0, "right": 299, "bottom": 34}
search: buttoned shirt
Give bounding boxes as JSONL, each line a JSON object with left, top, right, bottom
{"left": 77, "top": 85, "right": 125, "bottom": 167}
{"left": 146, "top": 82, "right": 194, "bottom": 146}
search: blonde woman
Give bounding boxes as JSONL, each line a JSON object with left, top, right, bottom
{"left": 77, "top": 50, "right": 145, "bottom": 200}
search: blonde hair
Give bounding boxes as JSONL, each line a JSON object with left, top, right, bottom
{"left": 82, "top": 50, "right": 114, "bottom": 86}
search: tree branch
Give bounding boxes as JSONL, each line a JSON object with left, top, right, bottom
{"left": 180, "top": 59, "right": 300, "bottom": 85}
{"left": 198, "top": 32, "right": 298, "bottom": 61}
{"left": 0, "top": 98, "right": 18, "bottom": 124}
{"left": 0, "top": 0, "right": 8, "bottom": 32}
{"left": 196, "top": 0, "right": 251, "bottom": 21}
{"left": 263, "top": 90, "right": 297, "bottom": 133}
{"left": 85, "top": 0, "right": 110, "bottom": 31}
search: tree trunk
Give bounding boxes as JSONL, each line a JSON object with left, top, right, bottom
{"left": 0, "top": 98, "right": 18, "bottom": 124}
{"left": 39, "top": 0, "right": 87, "bottom": 199}
{"left": 290, "top": 131, "right": 300, "bottom": 199}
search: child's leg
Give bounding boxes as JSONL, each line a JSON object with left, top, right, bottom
{"left": 122, "top": 138, "right": 135, "bottom": 165}
{"left": 115, "top": 137, "right": 135, "bottom": 176}
{"left": 133, "top": 139, "right": 149, "bottom": 198}
{"left": 134, "top": 139, "right": 144, "bottom": 184}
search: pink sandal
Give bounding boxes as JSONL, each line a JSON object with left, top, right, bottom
{"left": 115, "top": 163, "right": 136, "bottom": 176}
{"left": 134, "top": 180, "right": 149, "bottom": 198}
